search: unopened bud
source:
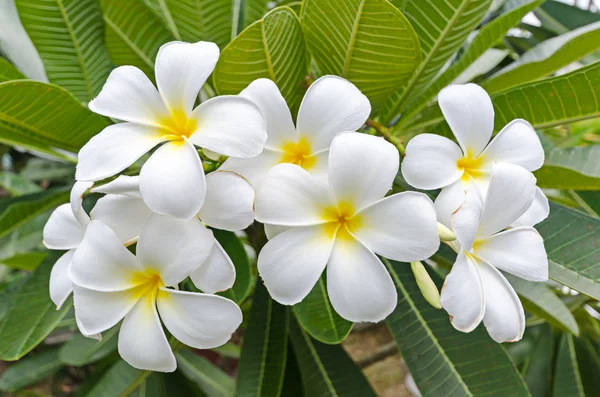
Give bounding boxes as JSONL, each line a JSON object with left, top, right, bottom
{"left": 410, "top": 261, "right": 441, "bottom": 309}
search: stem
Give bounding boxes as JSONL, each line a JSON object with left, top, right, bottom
{"left": 366, "top": 118, "right": 406, "bottom": 156}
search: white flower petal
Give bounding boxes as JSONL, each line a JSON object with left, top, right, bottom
{"left": 296, "top": 76, "right": 370, "bottom": 151}
{"left": 326, "top": 233, "right": 397, "bottom": 323}
{"left": 512, "top": 187, "right": 549, "bottom": 228}
{"left": 435, "top": 180, "right": 468, "bottom": 230}
{"left": 189, "top": 96, "right": 267, "bottom": 158}
{"left": 139, "top": 139, "right": 206, "bottom": 220}
{"left": 440, "top": 250, "right": 484, "bottom": 332}
{"left": 257, "top": 225, "right": 334, "bottom": 305}
{"left": 190, "top": 238, "right": 235, "bottom": 293}
{"left": 255, "top": 163, "right": 333, "bottom": 226}
{"left": 264, "top": 224, "right": 291, "bottom": 240}
{"left": 402, "top": 134, "right": 464, "bottom": 190}
{"left": 157, "top": 289, "right": 242, "bottom": 349}
{"left": 119, "top": 292, "right": 176, "bottom": 372}
{"left": 43, "top": 204, "right": 86, "bottom": 250}
{"left": 69, "top": 221, "right": 141, "bottom": 291}
{"left": 76, "top": 123, "right": 165, "bottom": 182}
{"left": 91, "top": 195, "right": 153, "bottom": 244}
{"left": 198, "top": 171, "right": 255, "bottom": 231}
{"left": 438, "top": 83, "right": 494, "bottom": 156}
{"left": 88, "top": 66, "right": 169, "bottom": 126}
{"left": 219, "top": 149, "right": 283, "bottom": 188}
{"left": 307, "top": 150, "right": 330, "bottom": 184}
{"left": 91, "top": 175, "right": 141, "bottom": 198}
{"left": 137, "top": 215, "right": 214, "bottom": 286}
{"left": 474, "top": 227, "right": 548, "bottom": 282}
{"left": 50, "top": 250, "right": 75, "bottom": 310}
{"left": 353, "top": 192, "right": 439, "bottom": 262}
{"left": 477, "top": 163, "right": 536, "bottom": 238}
{"left": 70, "top": 181, "right": 93, "bottom": 226}
{"left": 329, "top": 133, "right": 399, "bottom": 211}
{"left": 155, "top": 41, "right": 219, "bottom": 115}
{"left": 451, "top": 184, "right": 484, "bottom": 251}
{"left": 481, "top": 119, "right": 544, "bottom": 171}
{"left": 478, "top": 260, "right": 525, "bottom": 343}
{"left": 240, "top": 78, "right": 297, "bottom": 148}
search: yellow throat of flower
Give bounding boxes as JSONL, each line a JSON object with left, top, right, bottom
{"left": 160, "top": 109, "right": 197, "bottom": 142}
{"left": 129, "top": 270, "right": 167, "bottom": 303}
{"left": 280, "top": 136, "right": 317, "bottom": 170}
{"left": 322, "top": 201, "right": 362, "bottom": 240}
{"left": 456, "top": 151, "right": 485, "bottom": 181}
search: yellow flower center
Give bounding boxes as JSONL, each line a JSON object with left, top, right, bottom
{"left": 322, "top": 201, "right": 362, "bottom": 240}
{"left": 280, "top": 136, "right": 317, "bottom": 170}
{"left": 456, "top": 151, "right": 485, "bottom": 181}
{"left": 159, "top": 109, "right": 198, "bottom": 142}
{"left": 129, "top": 270, "right": 167, "bottom": 302}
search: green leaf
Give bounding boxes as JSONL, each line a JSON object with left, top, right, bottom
{"left": 280, "top": 340, "right": 303, "bottom": 397}
{"left": 1, "top": 252, "right": 47, "bottom": 271}
{"left": 100, "top": 0, "right": 175, "bottom": 78}
{"left": 399, "top": 0, "right": 543, "bottom": 125}
{"left": 0, "top": 253, "right": 72, "bottom": 360}
{"left": 15, "top": 0, "right": 113, "bottom": 101}
{"left": 0, "top": 172, "right": 41, "bottom": 196}
{"left": 0, "top": 347, "right": 63, "bottom": 392}
{"left": 483, "top": 21, "right": 600, "bottom": 94}
{"left": 570, "top": 190, "right": 600, "bottom": 217}
{"left": 534, "top": 145, "right": 600, "bottom": 190}
{"left": 0, "top": 81, "right": 109, "bottom": 159}
{"left": 293, "top": 276, "right": 353, "bottom": 344}
{"left": 520, "top": 325, "right": 554, "bottom": 397}
{"left": 0, "top": 188, "right": 69, "bottom": 240}
{"left": 553, "top": 334, "right": 585, "bottom": 397}
{"left": 301, "top": 0, "right": 421, "bottom": 108}
{"left": 0, "top": 57, "right": 25, "bottom": 83}
{"left": 289, "top": 317, "right": 376, "bottom": 396}
{"left": 236, "top": 280, "right": 289, "bottom": 397}
{"left": 86, "top": 359, "right": 151, "bottom": 397}
{"left": 214, "top": 230, "right": 252, "bottom": 303}
{"left": 213, "top": 7, "right": 308, "bottom": 111}
{"left": 176, "top": 349, "right": 235, "bottom": 397}
{"left": 574, "top": 336, "right": 600, "bottom": 396}
{"left": 59, "top": 325, "right": 119, "bottom": 366}
{"left": 535, "top": 0, "right": 600, "bottom": 33}
{"left": 383, "top": 0, "right": 492, "bottom": 122}
{"left": 383, "top": 258, "right": 530, "bottom": 397}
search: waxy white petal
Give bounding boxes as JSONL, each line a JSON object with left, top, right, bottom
{"left": 91, "top": 175, "right": 141, "bottom": 198}
{"left": 481, "top": 119, "right": 544, "bottom": 171}
{"left": 189, "top": 96, "right": 267, "bottom": 158}
{"left": 451, "top": 185, "right": 484, "bottom": 251}
{"left": 76, "top": 123, "right": 165, "bottom": 182}
{"left": 155, "top": 41, "right": 219, "bottom": 115}
{"left": 328, "top": 133, "right": 398, "bottom": 212}
{"left": 190, "top": 238, "right": 236, "bottom": 294}
{"left": 258, "top": 226, "right": 334, "bottom": 305}
{"left": 198, "top": 171, "right": 255, "bottom": 232}
{"left": 157, "top": 289, "right": 242, "bottom": 349}
{"left": 43, "top": 204, "right": 85, "bottom": 250}
{"left": 435, "top": 180, "right": 469, "bottom": 230}
{"left": 139, "top": 139, "right": 206, "bottom": 220}
{"left": 512, "top": 187, "right": 549, "bottom": 228}
{"left": 402, "top": 134, "right": 464, "bottom": 190}
{"left": 137, "top": 215, "right": 214, "bottom": 287}
{"left": 440, "top": 250, "right": 484, "bottom": 332}
{"left": 50, "top": 250, "right": 75, "bottom": 310}
{"left": 70, "top": 181, "right": 93, "bottom": 226}
{"left": 264, "top": 224, "right": 290, "bottom": 240}
{"left": 296, "top": 76, "right": 370, "bottom": 151}
{"left": 220, "top": 149, "right": 283, "bottom": 188}
{"left": 326, "top": 233, "right": 397, "bottom": 323}
{"left": 354, "top": 192, "right": 439, "bottom": 262}
{"left": 438, "top": 84, "right": 494, "bottom": 156}
{"left": 91, "top": 195, "right": 153, "bottom": 244}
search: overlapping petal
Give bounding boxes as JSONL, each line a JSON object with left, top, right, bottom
{"left": 91, "top": 175, "right": 142, "bottom": 198}
{"left": 512, "top": 187, "right": 549, "bottom": 227}
{"left": 219, "top": 149, "right": 283, "bottom": 188}
{"left": 90, "top": 195, "right": 153, "bottom": 244}
{"left": 43, "top": 204, "right": 85, "bottom": 250}
{"left": 190, "top": 239, "right": 236, "bottom": 294}
{"left": 70, "top": 181, "right": 93, "bottom": 226}
{"left": 481, "top": 119, "right": 544, "bottom": 171}
{"left": 49, "top": 250, "right": 75, "bottom": 309}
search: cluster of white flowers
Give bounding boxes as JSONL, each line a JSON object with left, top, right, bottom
{"left": 42, "top": 41, "right": 549, "bottom": 371}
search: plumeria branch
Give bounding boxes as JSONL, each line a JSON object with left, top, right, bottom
{"left": 365, "top": 118, "right": 406, "bottom": 156}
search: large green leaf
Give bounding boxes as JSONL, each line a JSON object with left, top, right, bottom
{"left": 176, "top": 349, "right": 235, "bottom": 397}
{"left": 214, "top": 230, "right": 252, "bottom": 304}
{"left": 59, "top": 325, "right": 119, "bottom": 366}
{"left": 553, "top": 334, "right": 584, "bottom": 397}
{"left": 0, "top": 81, "right": 109, "bottom": 159}
{"left": 0, "top": 57, "right": 25, "bottom": 83}
{"left": 236, "top": 280, "right": 289, "bottom": 397}
{"left": 383, "top": 0, "right": 492, "bottom": 122}
{"left": 384, "top": 259, "right": 530, "bottom": 397}
{"left": 15, "top": 0, "right": 113, "bottom": 101}
{"left": 0, "top": 253, "right": 72, "bottom": 360}
{"left": 534, "top": 0, "right": 600, "bottom": 33}
{"left": 86, "top": 359, "right": 151, "bottom": 397}
{"left": 534, "top": 145, "right": 600, "bottom": 190}
{"left": 0, "top": 347, "right": 63, "bottom": 392}
{"left": 213, "top": 7, "right": 308, "bottom": 111}
{"left": 0, "top": 188, "right": 69, "bottom": 240}
{"left": 0, "top": 172, "right": 41, "bottom": 196}
{"left": 289, "top": 317, "right": 377, "bottom": 397}
{"left": 293, "top": 275, "right": 352, "bottom": 344}
{"left": 399, "top": 0, "right": 543, "bottom": 126}
{"left": 483, "top": 21, "right": 600, "bottom": 94}
{"left": 520, "top": 325, "right": 554, "bottom": 397}
{"left": 571, "top": 191, "right": 600, "bottom": 217}
{"left": 301, "top": 0, "right": 421, "bottom": 108}
{"left": 100, "top": 0, "right": 175, "bottom": 78}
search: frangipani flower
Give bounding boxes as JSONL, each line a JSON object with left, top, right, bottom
{"left": 92, "top": 170, "right": 254, "bottom": 294}
{"left": 401, "top": 83, "right": 548, "bottom": 228}
{"left": 441, "top": 163, "right": 548, "bottom": 343}
{"left": 69, "top": 215, "right": 242, "bottom": 372}
{"left": 221, "top": 76, "right": 370, "bottom": 186}
{"left": 255, "top": 133, "right": 440, "bottom": 322}
{"left": 76, "top": 41, "right": 267, "bottom": 220}
{"left": 43, "top": 181, "right": 153, "bottom": 309}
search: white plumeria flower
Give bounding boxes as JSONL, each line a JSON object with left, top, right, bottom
{"left": 220, "top": 76, "right": 370, "bottom": 186}
{"left": 401, "top": 83, "right": 549, "bottom": 229}
{"left": 43, "top": 181, "right": 153, "bottom": 310}
{"left": 69, "top": 215, "right": 242, "bottom": 372}
{"left": 255, "top": 133, "right": 440, "bottom": 322}
{"left": 76, "top": 41, "right": 267, "bottom": 220}
{"left": 441, "top": 163, "right": 548, "bottom": 343}
{"left": 92, "top": 171, "right": 255, "bottom": 294}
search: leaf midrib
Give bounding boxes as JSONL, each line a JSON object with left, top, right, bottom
{"left": 342, "top": 0, "right": 366, "bottom": 77}
{"left": 298, "top": 325, "right": 339, "bottom": 397}
{"left": 103, "top": 15, "right": 154, "bottom": 69}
